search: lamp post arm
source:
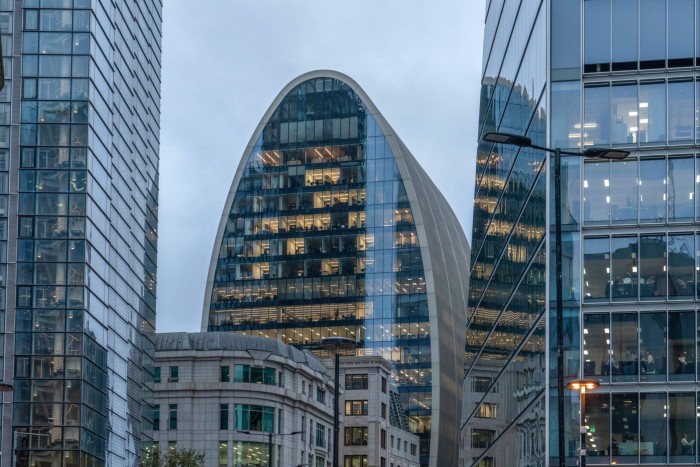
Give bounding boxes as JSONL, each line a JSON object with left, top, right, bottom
{"left": 528, "top": 142, "right": 585, "bottom": 157}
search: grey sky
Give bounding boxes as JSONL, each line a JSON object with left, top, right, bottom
{"left": 156, "top": 1, "right": 485, "bottom": 332}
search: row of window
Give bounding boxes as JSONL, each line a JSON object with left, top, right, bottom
{"left": 582, "top": 233, "right": 699, "bottom": 302}
{"left": 153, "top": 404, "right": 274, "bottom": 433}
{"left": 583, "top": 310, "right": 700, "bottom": 383}
{"left": 155, "top": 364, "right": 279, "bottom": 386}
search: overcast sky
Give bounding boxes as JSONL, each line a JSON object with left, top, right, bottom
{"left": 156, "top": 1, "right": 485, "bottom": 333}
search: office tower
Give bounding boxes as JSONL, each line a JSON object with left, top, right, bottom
{"left": 0, "top": 1, "right": 162, "bottom": 466}
{"left": 202, "top": 70, "right": 470, "bottom": 467}
{"left": 465, "top": 0, "right": 700, "bottom": 465}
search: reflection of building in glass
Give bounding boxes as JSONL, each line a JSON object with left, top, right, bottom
{"left": 466, "top": 1, "right": 700, "bottom": 466}
{"left": 201, "top": 71, "right": 470, "bottom": 467}
{"left": 0, "top": 1, "right": 162, "bottom": 466}
{"left": 150, "top": 333, "right": 334, "bottom": 467}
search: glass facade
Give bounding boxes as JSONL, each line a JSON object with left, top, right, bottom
{"left": 463, "top": 0, "right": 547, "bottom": 466}
{"left": 469, "top": 0, "right": 700, "bottom": 466}
{"left": 1, "top": 1, "right": 162, "bottom": 466}
{"left": 203, "top": 72, "right": 470, "bottom": 467}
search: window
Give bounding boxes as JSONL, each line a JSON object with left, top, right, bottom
{"left": 234, "top": 404, "right": 274, "bottom": 432}
{"left": 472, "top": 376, "right": 494, "bottom": 393}
{"left": 169, "top": 366, "right": 178, "bottom": 383}
{"left": 345, "top": 427, "right": 368, "bottom": 446}
{"left": 218, "top": 441, "right": 227, "bottom": 467}
{"left": 410, "top": 444, "right": 417, "bottom": 456}
{"left": 154, "top": 367, "right": 161, "bottom": 383}
{"left": 380, "top": 458, "right": 386, "bottom": 467}
{"left": 220, "top": 404, "right": 229, "bottom": 430}
{"left": 153, "top": 406, "right": 159, "bottom": 431}
{"left": 345, "top": 373, "right": 368, "bottom": 390}
{"left": 381, "top": 403, "right": 386, "bottom": 419}
{"left": 471, "top": 429, "right": 495, "bottom": 449}
{"left": 476, "top": 403, "right": 498, "bottom": 419}
{"left": 344, "top": 455, "right": 367, "bottom": 467}
{"left": 169, "top": 404, "right": 177, "bottom": 430}
{"left": 345, "top": 400, "right": 368, "bottom": 416}
{"left": 316, "top": 387, "right": 325, "bottom": 403}
{"left": 220, "top": 365, "right": 230, "bottom": 382}
{"left": 390, "top": 435, "right": 394, "bottom": 448}
{"left": 315, "top": 422, "right": 325, "bottom": 448}
{"left": 234, "top": 364, "right": 275, "bottom": 385}
{"left": 381, "top": 376, "right": 387, "bottom": 393}
{"left": 380, "top": 428, "right": 386, "bottom": 448}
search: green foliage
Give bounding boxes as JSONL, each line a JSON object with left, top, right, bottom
{"left": 140, "top": 446, "right": 205, "bottom": 467}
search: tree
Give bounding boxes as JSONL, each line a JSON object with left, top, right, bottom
{"left": 140, "top": 446, "right": 205, "bottom": 467}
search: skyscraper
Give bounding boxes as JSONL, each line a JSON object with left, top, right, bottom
{"left": 466, "top": 0, "right": 700, "bottom": 465}
{"left": 202, "top": 70, "right": 470, "bottom": 467}
{"left": 0, "top": 1, "right": 162, "bottom": 466}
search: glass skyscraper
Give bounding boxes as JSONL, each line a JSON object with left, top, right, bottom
{"left": 465, "top": 0, "right": 700, "bottom": 466}
{"left": 202, "top": 70, "right": 470, "bottom": 467}
{"left": 0, "top": 1, "right": 162, "bottom": 467}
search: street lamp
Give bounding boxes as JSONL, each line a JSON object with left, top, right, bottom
{"left": 236, "top": 430, "right": 302, "bottom": 467}
{"left": 567, "top": 379, "right": 600, "bottom": 467}
{"left": 0, "top": 382, "right": 12, "bottom": 392}
{"left": 482, "top": 132, "right": 629, "bottom": 467}
{"left": 319, "top": 337, "right": 357, "bottom": 467}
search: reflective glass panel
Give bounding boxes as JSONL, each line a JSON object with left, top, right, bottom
{"left": 584, "top": 86, "right": 611, "bottom": 146}
{"left": 583, "top": 313, "right": 610, "bottom": 380}
{"left": 609, "top": 159, "right": 637, "bottom": 224}
{"left": 640, "top": 312, "right": 666, "bottom": 382}
{"left": 611, "top": 236, "right": 637, "bottom": 301}
{"left": 584, "top": 0, "right": 611, "bottom": 70}
{"left": 551, "top": 82, "right": 581, "bottom": 149}
{"left": 668, "top": 81, "right": 694, "bottom": 143}
{"left": 611, "top": 313, "right": 638, "bottom": 382}
{"left": 639, "top": 235, "right": 665, "bottom": 300}
{"left": 612, "top": 0, "right": 637, "bottom": 70}
{"left": 584, "top": 237, "right": 610, "bottom": 301}
{"left": 639, "top": 159, "right": 666, "bottom": 223}
{"left": 669, "top": 393, "right": 696, "bottom": 462}
{"left": 611, "top": 393, "right": 639, "bottom": 464}
{"left": 668, "top": 234, "right": 694, "bottom": 299}
{"left": 640, "top": 0, "right": 666, "bottom": 68}
{"left": 640, "top": 394, "right": 667, "bottom": 462}
{"left": 586, "top": 393, "right": 610, "bottom": 460}
{"left": 611, "top": 84, "right": 637, "bottom": 144}
{"left": 583, "top": 162, "right": 609, "bottom": 225}
{"left": 668, "top": 157, "right": 694, "bottom": 221}
{"left": 638, "top": 83, "right": 666, "bottom": 144}
{"left": 668, "top": 0, "right": 694, "bottom": 66}
{"left": 669, "top": 311, "right": 694, "bottom": 381}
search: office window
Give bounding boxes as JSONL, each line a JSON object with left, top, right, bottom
{"left": 612, "top": 0, "right": 637, "bottom": 70}
{"left": 638, "top": 83, "right": 666, "bottom": 144}
{"left": 610, "top": 159, "right": 637, "bottom": 224}
{"left": 169, "top": 404, "right": 177, "bottom": 430}
{"left": 669, "top": 311, "right": 694, "bottom": 381}
{"left": 551, "top": 81, "right": 581, "bottom": 149}
{"left": 670, "top": 392, "right": 695, "bottom": 462}
{"left": 611, "top": 83, "right": 637, "bottom": 145}
{"left": 582, "top": 313, "right": 610, "bottom": 380}
{"left": 343, "top": 455, "right": 367, "bottom": 467}
{"left": 583, "top": 237, "right": 610, "bottom": 301}
{"left": 611, "top": 393, "right": 638, "bottom": 464}
{"left": 668, "top": 0, "right": 694, "bottom": 66}
{"left": 219, "top": 441, "right": 227, "bottom": 467}
{"left": 471, "top": 376, "right": 494, "bottom": 393}
{"left": 475, "top": 402, "right": 498, "bottom": 419}
{"left": 234, "top": 404, "right": 274, "bottom": 432}
{"left": 381, "top": 376, "right": 387, "bottom": 393}
{"left": 381, "top": 403, "right": 386, "bottom": 419}
{"left": 410, "top": 444, "right": 417, "bottom": 456}
{"left": 611, "top": 313, "right": 637, "bottom": 382}
{"left": 345, "top": 400, "right": 368, "bottom": 416}
{"left": 154, "top": 366, "right": 160, "bottom": 383}
{"left": 639, "top": 235, "right": 665, "bottom": 300}
{"left": 380, "top": 458, "right": 386, "bottom": 467}
{"left": 583, "top": 162, "right": 610, "bottom": 225}
{"left": 640, "top": 393, "right": 667, "bottom": 462}
{"left": 220, "top": 404, "right": 229, "bottom": 430}
{"left": 390, "top": 435, "right": 394, "bottom": 448}
{"left": 640, "top": 0, "right": 666, "bottom": 68}
{"left": 316, "top": 387, "right": 325, "bottom": 403}
{"left": 345, "top": 373, "right": 368, "bottom": 390}
{"left": 552, "top": 0, "right": 581, "bottom": 70}
{"left": 153, "top": 406, "right": 159, "bottom": 431}
{"left": 668, "top": 81, "right": 694, "bottom": 142}
{"left": 471, "top": 429, "right": 495, "bottom": 449}
{"left": 611, "top": 236, "right": 637, "bottom": 301}
{"left": 640, "top": 312, "right": 667, "bottom": 381}
{"left": 584, "top": 0, "right": 611, "bottom": 72}
{"left": 584, "top": 85, "right": 611, "bottom": 145}
{"left": 668, "top": 158, "right": 694, "bottom": 222}
{"left": 315, "top": 422, "right": 325, "bottom": 448}
{"left": 169, "top": 366, "right": 178, "bottom": 383}
{"left": 345, "top": 427, "right": 368, "bottom": 446}
{"left": 586, "top": 394, "right": 610, "bottom": 460}
{"left": 380, "top": 428, "right": 386, "bottom": 448}
{"left": 668, "top": 233, "right": 694, "bottom": 299}
{"left": 234, "top": 364, "right": 275, "bottom": 385}
{"left": 220, "top": 365, "right": 230, "bottom": 382}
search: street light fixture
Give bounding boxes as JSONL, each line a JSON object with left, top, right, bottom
{"left": 0, "top": 382, "right": 13, "bottom": 392}
{"left": 236, "top": 430, "right": 302, "bottom": 467}
{"left": 482, "top": 132, "right": 629, "bottom": 467}
{"left": 567, "top": 379, "right": 600, "bottom": 467}
{"left": 319, "top": 337, "right": 357, "bottom": 467}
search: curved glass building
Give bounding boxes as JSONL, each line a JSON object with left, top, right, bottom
{"left": 201, "top": 71, "right": 469, "bottom": 467}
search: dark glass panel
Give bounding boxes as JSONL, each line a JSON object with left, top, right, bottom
{"left": 584, "top": 0, "right": 611, "bottom": 71}
{"left": 583, "top": 237, "right": 609, "bottom": 302}
{"left": 611, "top": 313, "right": 637, "bottom": 382}
{"left": 640, "top": 393, "right": 667, "bottom": 463}
{"left": 612, "top": 0, "right": 637, "bottom": 70}
{"left": 640, "top": 0, "right": 666, "bottom": 68}
{"left": 586, "top": 393, "right": 610, "bottom": 462}
{"left": 639, "top": 312, "right": 666, "bottom": 381}
{"left": 668, "top": 0, "right": 694, "bottom": 66}
{"left": 583, "top": 313, "right": 610, "bottom": 381}
{"left": 639, "top": 235, "right": 666, "bottom": 300}
{"left": 611, "top": 236, "right": 637, "bottom": 301}
{"left": 611, "top": 393, "right": 639, "bottom": 464}
{"left": 552, "top": 0, "right": 581, "bottom": 70}
{"left": 668, "top": 234, "right": 694, "bottom": 299}
{"left": 669, "top": 311, "right": 694, "bottom": 381}
{"left": 670, "top": 393, "right": 696, "bottom": 462}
